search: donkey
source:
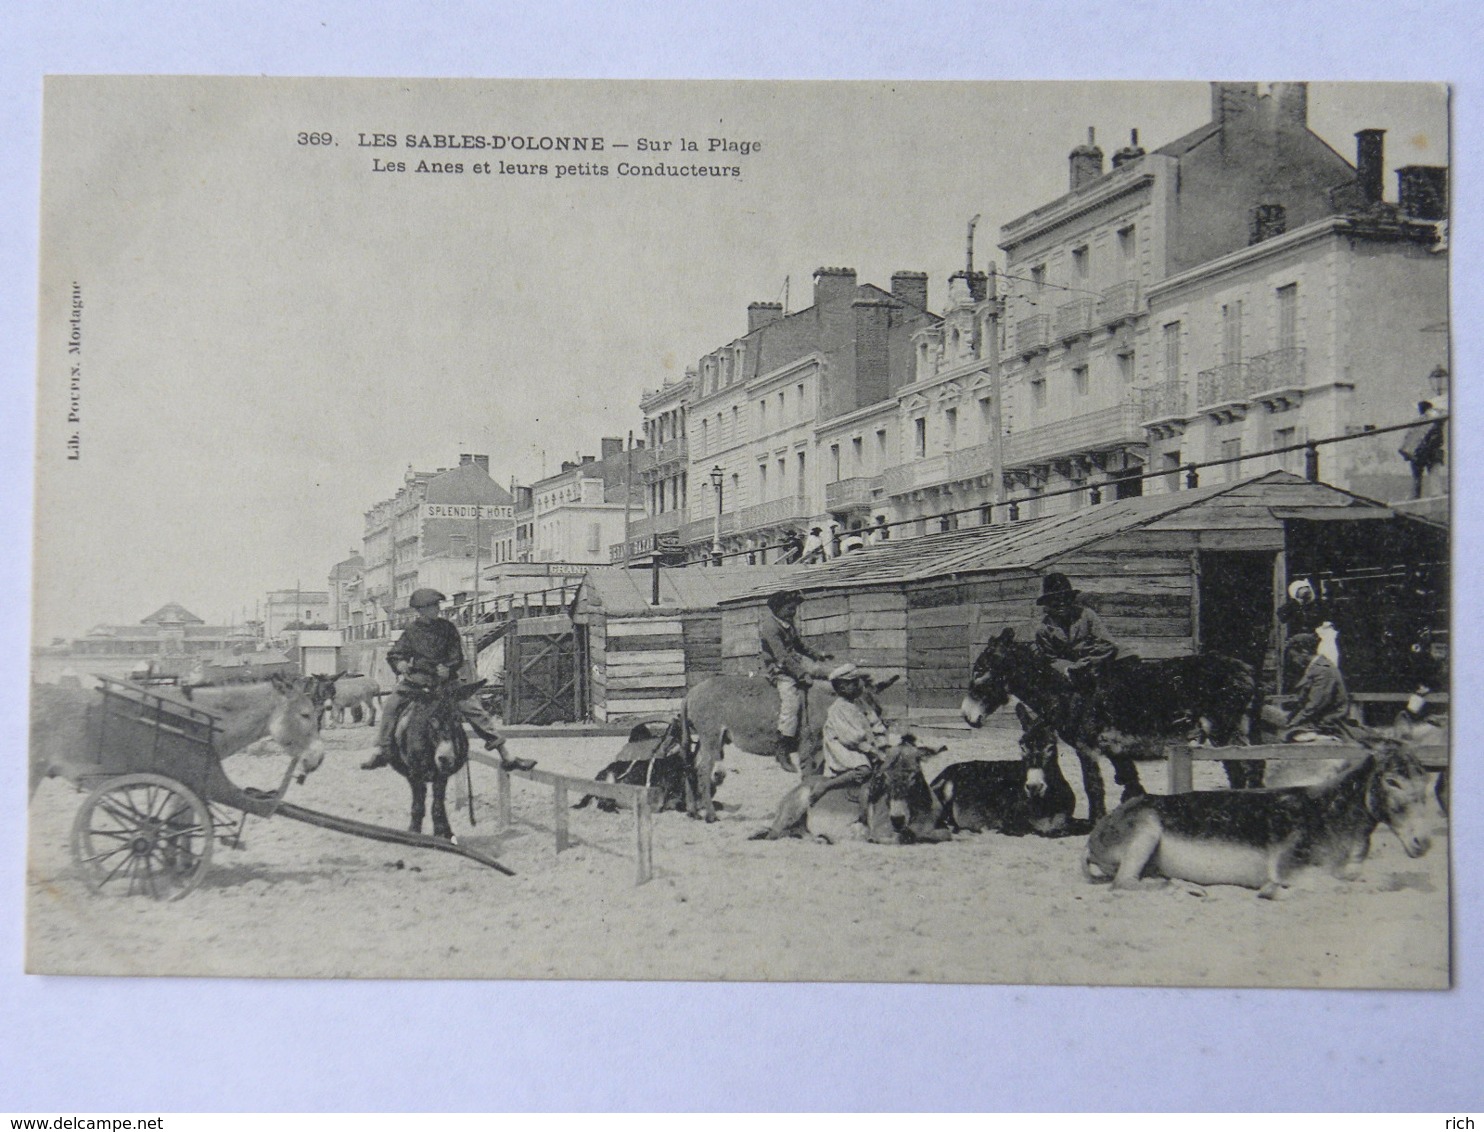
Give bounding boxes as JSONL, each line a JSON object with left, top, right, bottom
{"left": 682, "top": 672, "right": 899, "bottom": 823}
{"left": 384, "top": 679, "right": 487, "bottom": 841}
{"left": 1082, "top": 741, "right": 1434, "bottom": 898}
{"left": 962, "top": 627, "right": 1256, "bottom": 823}
{"left": 931, "top": 703, "right": 1079, "bottom": 837}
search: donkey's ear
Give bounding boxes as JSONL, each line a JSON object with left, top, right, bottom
{"left": 997, "top": 626, "right": 1016, "bottom": 643}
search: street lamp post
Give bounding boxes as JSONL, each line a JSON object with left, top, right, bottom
{"left": 710, "top": 464, "right": 724, "bottom": 567}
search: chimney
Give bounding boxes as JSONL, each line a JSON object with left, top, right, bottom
{"left": 948, "top": 270, "right": 989, "bottom": 304}
{"left": 1249, "top": 203, "right": 1287, "bottom": 245}
{"left": 1356, "top": 129, "right": 1385, "bottom": 206}
{"left": 890, "top": 271, "right": 929, "bottom": 311}
{"left": 560, "top": 460, "right": 577, "bottom": 473}
{"left": 747, "top": 301, "right": 784, "bottom": 332}
{"left": 580, "top": 455, "right": 596, "bottom": 465}
{"left": 1111, "top": 128, "right": 1145, "bottom": 169}
{"left": 1271, "top": 82, "right": 1308, "bottom": 125}
{"left": 600, "top": 437, "right": 624, "bottom": 462}
{"left": 459, "top": 453, "right": 490, "bottom": 472}
{"left": 1398, "top": 165, "right": 1447, "bottom": 220}
{"left": 1210, "top": 82, "right": 1260, "bottom": 125}
{"left": 1069, "top": 127, "right": 1104, "bottom": 191}
{"left": 812, "top": 266, "right": 858, "bottom": 310}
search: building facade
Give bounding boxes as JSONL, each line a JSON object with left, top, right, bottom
{"left": 673, "top": 267, "right": 938, "bottom": 559}
{"left": 994, "top": 82, "right": 1389, "bottom": 517}
{"left": 326, "top": 553, "right": 365, "bottom": 629}
{"left": 264, "top": 589, "right": 332, "bottom": 638}
{"left": 529, "top": 438, "right": 644, "bottom": 564}
{"left": 361, "top": 453, "right": 515, "bottom": 619}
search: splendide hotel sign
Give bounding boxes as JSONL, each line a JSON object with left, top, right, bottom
{"left": 420, "top": 504, "right": 514, "bottom": 520}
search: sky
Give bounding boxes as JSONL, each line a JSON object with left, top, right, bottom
{"left": 32, "top": 78, "right": 1448, "bottom": 640}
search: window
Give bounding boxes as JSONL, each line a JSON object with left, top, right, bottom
{"left": 1117, "top": 351, "right": 1135, "bottom": 383}
{"left": 1277, "top": 283, "right": 1299, "bottom": 352}
{"left": 1031, "top": 376, "right": 1047, "bottom": 409}
{"left": 759, "top": 399, "right": 767, "bottom": 430}
{"left": 731, "top": 407, "right": 739, "bottom": 441}
{"left": 700, "top": 418, "right": 709, "bottom": 456}
{"left": 587, "top": 523, "right": 601, "bottom": 555}
{"left": 797, "top": 383, "right": 806, "bottom": 418}
{"left": 1221, "top": 438, "right": 1243, "bottom": 481}
{"left": 830, "top": 443, "right": 841, "bottom": 482}
{"left": 777, "top": 391, "right": 785, "bottom": 423}
{"left": 979, "top": 396, "right": 994, "bottom": 437}
{"left": 913, "top": 417, "right": 927, "bottom": 458}
{"left": 1222, "top": 301, "right": 1244, "bottom": 365}
{"left": 1273, "top": 426, "right": 1298, "bottom": 472}
{"left": 851, "top": 436, "right": 863, "bottom": 474}
{"left": 1072, "top": 365, "right": 1089, "bottom": 397}
{"left": 1118, "top": 224, "right": 1136, "bottom": 262}
{"left": 1031, "top": 264, "right": 1046, "bottom": 291}
{"left": 876, "top": 428, "right": 889, "bottom": 471}
{"left": 1072, "top": 245, "right": 1090, "bottom": 279}
{"left": 944, "top": 407, "right": 958, "bottom": 447}
{"left": 1163, "top": 322, "right": 1182, "bottom": 384}
{"left": 796, "top": 451, "right": 807, "bottom": 498}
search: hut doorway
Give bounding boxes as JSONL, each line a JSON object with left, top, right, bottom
{"left": 504, "top": 614, "right": 583, "bottom": 725}
{"left": 1197, "top": 551, "right": 1277, "bottom": 683}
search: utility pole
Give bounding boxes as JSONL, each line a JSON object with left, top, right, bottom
{"left": 987, "top": 264, "right": 1007, "bottom": 508}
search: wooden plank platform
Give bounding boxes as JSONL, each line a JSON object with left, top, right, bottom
{"left": 1167, "top": 741, "right": 1448, "bottom": 793}
{"left": 468, "top": 752, "right": 662, "bottom": 884}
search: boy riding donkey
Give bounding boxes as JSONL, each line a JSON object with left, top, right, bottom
{"left": 760, "top": 588, "right": 838, "bottom": 770}
{"left": 362, "top": 588, "right": 536, "bottom": 773}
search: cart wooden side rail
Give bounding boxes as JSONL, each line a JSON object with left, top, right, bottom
{"left": 468, "top": 752, "right": 662, "bottom": 884}
{"left": 1168, "top": 741, "right": 1449, "bottom": 794}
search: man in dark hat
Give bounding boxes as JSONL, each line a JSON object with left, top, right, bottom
{"left": 1032, "top": 572, "right": 1122, "bottom": 679}
{"left": 362, "top": 587, "right": 535, "bottom": 772}
{"left": 760, "top": 588, "right": 835, "bottom": 756}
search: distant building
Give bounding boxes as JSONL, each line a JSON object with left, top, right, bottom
{"left": 264, "top": 589, "right": 331, "bottom": 638}
{"left": 361, "top": 454, "right": 515, "bottom": 619}
{"left": 326, "top": 552, "right": 365, "bottom": 629}
{"left": 674, "top": 267, "right": 938, "bottom": 559}
{"left": 530, "top": 438, "right": 643, "bottom": 564}
{"left": 35, "top": 603, "right": 260, "bottom": 681}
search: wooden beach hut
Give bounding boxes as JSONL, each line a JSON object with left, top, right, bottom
{"left": 719, "top": 472, "right": 1447, "bottom": 728}
{"left": 573, "top": 565, "right": 801, "bottom": 722}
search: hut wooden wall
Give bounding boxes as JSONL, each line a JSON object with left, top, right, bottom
{"left": 1051, "top": 531, "right": 1201, "bottom": 660}
{"left": 682, "top": 612, "right": 723, "bottom": 685}
{"left": 593, "top": 615, "right": 687, "bottom": 721}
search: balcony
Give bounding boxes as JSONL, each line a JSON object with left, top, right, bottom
{"left": 881, "top": 444, "right": 996, "bottom": 497}
{"left": 1002, "top": 404, "right": 1145, "bottom": 467}
{"left": 1196, "top": 362, "right": 1257, "bottom": 412}
{"left": 652, "top": 436, "right": 688, "bottom": 467}
{"left": 680, "top": 513, "right": 738, "bottom": 546}
{"left": 1016, "top": 314, "right": 1051, "bottom": 357}
{"left": 1097, "top": 280, "right": 1141, "bottom": 326}
{"left": 825, "top": 475, "right": 882, "bottom": 510}
{"left": 1137, "top": 382, "right": 1190, "bottom": 425}
{"left": 741, "top": 495, "right": 807, "bottom": 531}
{"left": 628, "top": 510, "right": 683, "bottom": 539}
{"left": 947, "top": 442, "right": 996, "bottom": 481}
{"left": 1247, "top": 347, "right": 1308, "bottom": 409}
{"left": 1055, "top": 298, "right": 1096, "bottom": 342}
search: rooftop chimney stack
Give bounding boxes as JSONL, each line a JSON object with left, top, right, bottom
{"left": 459, "top": 453, "right": 490, "bottom": 472}
{"left": 890, "top": 271, "right": 929, "bottom": 311}
{"left": 1111, "top": 128, "right": 1146, "bottom": 169}
{"left": 812, "top": 267, "right": 859, "bottom": 311}
{"left": 1272, "top": 82, "right": 1309, "bottom": 125}
{"left": 747, "top": 301, "right": 784, "bottom": 332}
{"left": 1356, "top": 129, "right": 1386, "bottom": 206}
{"left": 1069, "top": 127, "right": 1105, "bottom": 191}
{"left": 600, "top": 437, "right": 624, "bottom": 462}
{"left": 1397, "top": 165, "right": 1448, "bottom": 220}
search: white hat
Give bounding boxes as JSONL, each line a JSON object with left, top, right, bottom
{"left": 829, "top": 663, "right": 861, "bottom": 682}
{"left": 1287, "top": 579, "right": 1314, "bottom": 601}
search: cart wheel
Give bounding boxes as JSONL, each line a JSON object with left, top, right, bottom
{"left": 70, "top": 773, "right": 215, "bottom": 900}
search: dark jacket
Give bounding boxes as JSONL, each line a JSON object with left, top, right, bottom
{"left": 760, "top": 614, "right": 828, "bottom": 682}
{"left": 1287, "top": 653, "right": 1352, "bottom": 735}
{"left": 1034, "top": 606, "right": 1121, "bottom": 667}
{"left": 1277, "top": 598, "right": 1332, "bottom": 636}
{"left": 388, "top": 617, "right": 466, "bottom": 682}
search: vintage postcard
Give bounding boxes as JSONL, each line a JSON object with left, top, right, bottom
{"left": 27, "top": 77, "right": 1451, "bottom": 986}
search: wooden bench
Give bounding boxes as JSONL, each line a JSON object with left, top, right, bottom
{"left": 467, "top": 752, "right": 663, "bottom": 884}
{"left": 1167, "top": 741, "right": 1449, "bottom": 793}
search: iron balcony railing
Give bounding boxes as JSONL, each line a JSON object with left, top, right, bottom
{"left": 681, "top": 513, "right": 738, "bottom": 545}
{"left": 1055, "top": 298, "right": 1096, "bottom": 341}
{"left": 741, "top": 495, "right": 807, "bottom": 530}
{"left": 628, "top": 510, "right": 683, "bottom": 539}
{"left": 1196, "top": 362, "right": 1256, "bottom": 409}
{"left": 652, "top": 437, "right": 687, "bottom": 466}
{"left": 1016, "top": 314, "right": 1051, "bottom": 356}
{"left": 1137, "top": 382, "right": 1189, "bottom": 423}
{"left": 1002, "top": 403, "right": 1145, "bottom": 466}
{"left": 825, "top": 475, "right": 882, "bottom": 510}
{"left": 1248, "top": 347, "right": 1307, "bottom": 394}
{"left": 1097, "top": 280, "right": 1141, "bottom": 325}
{"left": 880, "top": 444, "right": 995, "bottom": 496}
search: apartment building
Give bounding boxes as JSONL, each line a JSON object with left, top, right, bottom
{"left": 1139, "top": 139, "right": 1447, "bottom": 502}
{"left": 677, "top": 268, "right": 938, "bottom": 559}
{"left": 996, "top": 82, "right": 1364, "bottom": 516}
{"left": 361, "top": 454, "right": 516, "bottom": 619}
{"left": 529, "top": 438, "right": 644, "bottom": 564}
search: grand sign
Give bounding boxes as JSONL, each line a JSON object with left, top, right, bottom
{"left": 420, "top": 503, "right": 514, "bottom": 521}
